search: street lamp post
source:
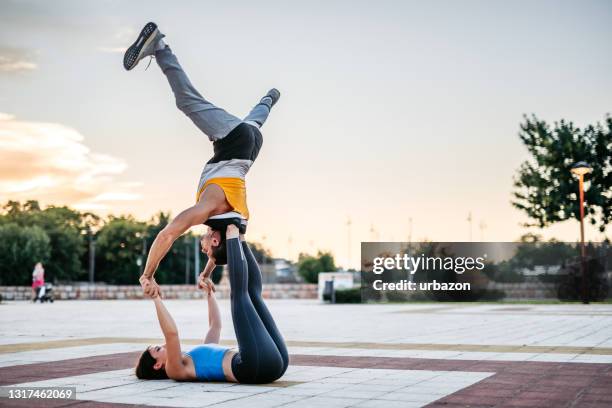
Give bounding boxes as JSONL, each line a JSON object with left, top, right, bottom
{"left": 88, "top": 230, "right": 96, "bottom": 284}
{"left": 346, "top": 217, "right": 352, "bottom": 269}
{"left": 570, "top": 161, "right": 592, "bottom": 304}
{"left": 184, "top": 239, "right": 190, "bottom": 284}
{"left": 136, "top": 232, "right": 147, "bottom": 276}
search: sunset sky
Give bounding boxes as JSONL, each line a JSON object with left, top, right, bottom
{"left": 1, "top": 0, "right": 611, "bottom": 268}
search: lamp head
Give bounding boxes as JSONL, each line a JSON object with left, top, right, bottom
{"left": 570, "top": 161, "right": 592, "bottom": 176}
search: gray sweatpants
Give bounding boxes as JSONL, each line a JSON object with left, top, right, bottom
{"left": 155, "top": 46, "right": 273, "bottom": 141}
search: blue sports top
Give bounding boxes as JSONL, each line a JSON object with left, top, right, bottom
{"left": 185, "top": 344, "right": 229, "bottom": 381}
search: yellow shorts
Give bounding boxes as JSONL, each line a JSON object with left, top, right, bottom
{"left": 196, "top": 177, "right": 249, "bottom": 220}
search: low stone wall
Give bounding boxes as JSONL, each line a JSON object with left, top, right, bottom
{"left": 0, "top": 283, "right": 318, "bottom": 301}
{"left": 487, "top": 281, "right": 558, "bottom": 300}
{"left": 0, "top": 282, "right": 560, "bottom": 302}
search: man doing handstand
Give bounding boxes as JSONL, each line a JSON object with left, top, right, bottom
{"left": 123, "top": 22, "right": 280, "bottom": 296}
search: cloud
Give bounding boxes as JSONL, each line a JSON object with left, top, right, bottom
{"left": 0, "top": 113, "right": 141, "bottom": 211}
{"left": 97, "top": 27, "right": 135, "bottom": 54}
{"left": 0, "top": 47, "right": 37, "bottom": 72}
{"left": 97, "top": 46, "right": 126, "bottom": 54}
{"left": 0, "top": 57, "right": 36, "bottom": 71}
{"left": 113, "top": 27, "right": 137, "bottom": 42}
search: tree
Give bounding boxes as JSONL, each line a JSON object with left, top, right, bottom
{"left": 95, "top": 216, "right": 146, "bottom": 284}
{"left": 517, "top": 233, "right": 542, "bottom": 243}
{"left": 0, "top": 201, "right": 85, "bottom": 282}
{"left": 144, "top": 212, "right": 194, "bottom": 284}
{"left": 512, "top": 115, "right": 612, "bottom": 233}
{"left": 297, "top": 251, "right": 336, "bottom": 283}
{"left": 510, "top": 240, "right": 577, "bottom": 270}
{"left": 0, "top": 223, "right": 51, "bottom": 285}
{"left": 80, "top": 212, "right": 102, "bottom": 281}
{"left": 36, "top": 206, "right": 86, "bottom": 282}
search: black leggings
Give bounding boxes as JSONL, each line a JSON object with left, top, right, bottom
{"left": 228, "top": 239, "right": 289, "bottom": 383}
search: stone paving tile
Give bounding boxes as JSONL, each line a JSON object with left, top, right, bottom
{"left": 314, "top": 375, "right": 367, "bottom": 384}
{"left": 319, "top": 387, "right": 388, "bottom": 400}
{"left": 381, "top": 391, "right": 446, "bottom": 403}
{"left": 211, "top": 384, "right": 277, "bottom": 394}
{"left": 266, "top": 384, "right": 334, "bottom": 397}
{"left": 151, "top": 392, "right": 244, "bottom": 407}
{"left": 282, "top": 396, "right": 364, "bottom": 408}
{"left": 281, "top": 367, "right": 355, "bottom": 382}
{"left": 367, "top": 377, "right": 422, "bottom": 386}
{"left": 200, "top": 393, "right": 305, "bottom": 408}
{"left": 282, "top": 381, "right": 347, "bottom": 392}
{"left": 572, "top": 404, "right": 612, "bottom": 408}
{"left": 572, "top": 354, "right": 612, "bottom": 363}
{"left": 339, "top": 383, "right": 406, "bottom": 392}
{"left": 353, "top": 399, "right": 426, "bottom": 408}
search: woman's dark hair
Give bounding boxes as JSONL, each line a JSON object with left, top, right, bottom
{"left": 135, "top": 348, "right": 168, "bottom": 380}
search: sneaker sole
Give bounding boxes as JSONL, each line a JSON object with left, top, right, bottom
{"left": 123, "top": 22, "right": 158, "bottom": 71}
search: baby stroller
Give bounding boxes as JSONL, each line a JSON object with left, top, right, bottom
{"left": 35, "top": 283, "right": 54, "bottom": 303}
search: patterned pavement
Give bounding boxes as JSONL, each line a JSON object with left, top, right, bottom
{"left": 1, "top": 300, "right": 611, "bottom": 407}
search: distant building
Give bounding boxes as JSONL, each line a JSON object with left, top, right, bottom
{"left": 273, "top": 258, "right": 298, "bottom": 283}
{"left": 520, "top": 265, "right": 563, "bottom": 276}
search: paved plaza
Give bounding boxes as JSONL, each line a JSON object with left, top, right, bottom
{"left": 1, "top": 299, "right": 612, "bottom": 407}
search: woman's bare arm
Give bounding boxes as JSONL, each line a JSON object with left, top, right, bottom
{"left": 203, "top": 291, "right": 222, "bottom": 344}
{"left": 152, "top": 296, "right": 188, "bottom": 379}
{"left": 201, "top": 258, "right": 216, "bottom": 279}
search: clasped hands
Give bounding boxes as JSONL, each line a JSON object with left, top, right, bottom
{"left": 139, "top": 274, "right": 161, "bottom": 298}
{"left": 139, "top": 272, "right": 214, "bottom": 299}
{"left": 198, "top": 271, "right": 216, "bottom": 294}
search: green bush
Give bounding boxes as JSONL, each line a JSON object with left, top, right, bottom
{"left": 558, "top": 257, "right": 609, "bottom": 301}
{"left": 385, "top": 290, "right": 411, "bottom": 302}
{"left": 334, "top": 288, "right": 362, "bottom": 303}
{"left": 480, "top": 288, "right": 506, "bottom": 301}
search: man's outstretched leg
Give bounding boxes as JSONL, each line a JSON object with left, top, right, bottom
{"left": 155, "top": 46, "right": 242, "bottom": 141}
{"left": 124, "top": 22, "right": 242, "bottom": 142}
{"left": 243, "top": 89, "right": 281, "bottom": 129}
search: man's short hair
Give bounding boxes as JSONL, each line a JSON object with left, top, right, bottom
{"left": 211, "top": 234, "right": 228, "bottom": 265}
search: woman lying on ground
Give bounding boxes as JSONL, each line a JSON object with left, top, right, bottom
{"left": 136, "top": 224, "right": 288, "bottom": 384}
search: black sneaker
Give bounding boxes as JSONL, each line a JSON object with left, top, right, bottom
{"left": 123, "top": 22, "right": 164, "bottom": 71}
{"left": 266, "top": 88, "right": 281, "bottom": 107}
